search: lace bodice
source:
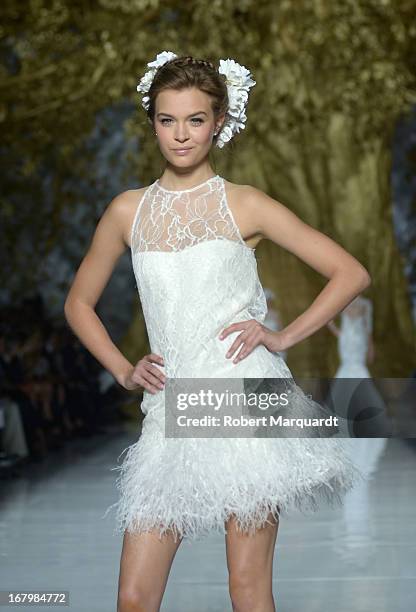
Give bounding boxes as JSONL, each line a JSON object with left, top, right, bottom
{"left": 129, "top": 175, "right": 271, "bottom": 412}
{"left": 131, "top": 174, "right": 254, "bottom": 254}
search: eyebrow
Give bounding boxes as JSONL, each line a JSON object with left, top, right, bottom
{"left": 156, "top": 111, "right": 208, "bottom": 118}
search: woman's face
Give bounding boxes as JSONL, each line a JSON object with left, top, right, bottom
{"left": 153, "top": 87, "right": 223, "bottom": 166}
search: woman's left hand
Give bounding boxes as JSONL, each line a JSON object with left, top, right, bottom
{"left": 219, "top": 319, "right": 287, "bottom": 363}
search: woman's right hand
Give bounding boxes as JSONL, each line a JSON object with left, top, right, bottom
{"left": 123, "top": 353, "right": 166, "bottom": 393}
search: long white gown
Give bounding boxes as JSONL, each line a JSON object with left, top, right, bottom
{"left": 104, "top": 174, "right": 366, "bottom": 542}
{"left": 328, "top": 296, "right": 388, "bottom": 465}
{"left": 329, "top": 296, "right": 388, "bottom": 438}
{"left": 335, "top": 296, "right": 373, "bottom": 379}
{"left": 328, "top": 297, "right": 388, "bottom": 561}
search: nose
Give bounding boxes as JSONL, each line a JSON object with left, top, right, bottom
{"left": 174, "top": 122, "right": 190, "bottom": 143}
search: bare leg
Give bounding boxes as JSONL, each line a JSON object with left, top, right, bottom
{"left": 226, "top": 510, "right": 279, "bottom": 612}
{"left": 117, "top": 527, "right": 183, "bottom": 612}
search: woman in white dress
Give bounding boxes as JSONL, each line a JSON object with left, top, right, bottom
{"left": 327, "top": 295, "right": 389, "bottom": 454}
{"left": 327, "top": 294, "right": 375, "bottom": 379}
{"left": 64, "top": 53, "right": 372, "bottom": 612}
{"left": 326, "top": 295, "right": 389, "bottom": 435}
{"left": 326, "top": 297, "right": 388, "bottom": 561}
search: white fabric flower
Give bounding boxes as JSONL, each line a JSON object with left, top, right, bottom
{"left": 136, "top": 52, "right": 256, "bottom": 148}
{"left": 137, "top": 51, "right": 178, "bottom": 111}
{"left": 216, "top": 58, "right": 256, "bottom": 148}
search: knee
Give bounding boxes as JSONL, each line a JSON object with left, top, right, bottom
{"left": 117, "top": 587, "right": 160, "bottom": 612}
{"left": 229, "top": 569, "right": 272, "bottom": 612}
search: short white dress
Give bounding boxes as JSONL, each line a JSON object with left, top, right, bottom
{"left": 103, "top": 174, "right": 365, "bottom": 542}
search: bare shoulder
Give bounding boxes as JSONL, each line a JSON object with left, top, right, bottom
{"left": 223, "top": 178, "right": 254, "bottom": 198}
{"left": 224, "top": 177, "right": 286, "bottom": 208}
{"left": 223, "top": 179, "right": 287, "bottom": 247}
{"left": 105, "top": 186, "right": 148, "bottom": 248}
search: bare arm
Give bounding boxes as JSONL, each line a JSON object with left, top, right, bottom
{"left": 244, "top": 186, "right": 371, "bottom": 350}
{"left": 64, "top": 190, "right": 138, "bottom": 389}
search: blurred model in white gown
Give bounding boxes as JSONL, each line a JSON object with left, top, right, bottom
{"left": 326, "top": 294, "right": 388, "bottom": 446}
{"left": 327, "top": 295, "right": 388, "bottom": 562}
{"left": 327, "top": 294, "right": 374, "bottom": 379}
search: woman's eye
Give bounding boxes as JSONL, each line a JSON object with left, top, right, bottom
{"left": 160, "top": 118, "right": 203, "bottom": 125}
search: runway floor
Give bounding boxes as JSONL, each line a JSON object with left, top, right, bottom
{"left": 1, "top": 425, "right": 415, "bottom": 612}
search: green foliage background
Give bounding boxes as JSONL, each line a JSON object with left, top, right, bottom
{"left": 2, "top": 0, "right": 416, "bottom": 376}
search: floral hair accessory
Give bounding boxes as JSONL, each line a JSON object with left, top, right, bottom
{"left": 136, "top": 51, "right": 256, "bottom": 148}
{"left": 216, "top": 58, "right": 256, "bottom": 148}
{"left": 136, "top": 51, "right": 178, "bottom": 112}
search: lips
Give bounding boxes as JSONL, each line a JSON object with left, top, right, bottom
{"left": 172, "top": 147, "right": 194, "bottom": 156}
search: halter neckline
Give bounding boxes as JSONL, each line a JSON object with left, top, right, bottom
{"left": 155, "top": 174, "right": 220, "bottom": 193}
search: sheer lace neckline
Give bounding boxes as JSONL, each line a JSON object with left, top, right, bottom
{"left": 155, "top": 174, "right": 220, "bottom": 193}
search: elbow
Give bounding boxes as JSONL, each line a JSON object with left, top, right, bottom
{"left": 358, "top": 265, "right": 372, "bottom": 290}
{"left": 63, "top": 297, "right": 83, "bottom": 333}
{"left": 63, "top": 297, "right": 73, "bottom": 323}
{"left": 63, "top": 291, "right": 79, "bottom": 323}
{"left": 63, "top": 287, "right": 73, "bottom": 314}
{"left": 335, "top": 262, "right": 371, "bottom": 291}
{"left": 64, "top": 294, "right": 94, "bottom": 321}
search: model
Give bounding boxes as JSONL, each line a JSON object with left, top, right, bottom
{"left": 64, "top": 52, "right": 372, "bottom": 612}
{"left": 327, "top": 294, "right": 389, "bottom": 440}
{"left": 327, "top": 294, "right": 374, "bottom": 379}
